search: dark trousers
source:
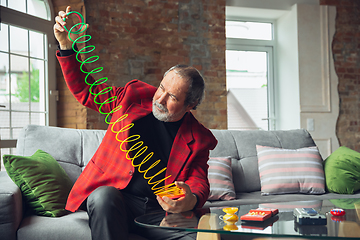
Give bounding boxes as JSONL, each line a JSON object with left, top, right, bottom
{"left": 86, "top": 186, "right": 196, "bottom": 240}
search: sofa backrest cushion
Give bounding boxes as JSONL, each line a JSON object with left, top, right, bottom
{"left": 16, "top": 125, "right": 106, "bottom": 183}
{"left": 16, "top": 125, "right": 316, "bottom": 194}
{"left": 210, "top": 129, "right": 316, "bottom": 193}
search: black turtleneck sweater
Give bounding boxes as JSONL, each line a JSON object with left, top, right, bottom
{"left": 121, "top": 113, "right": 184, "bottom": 199}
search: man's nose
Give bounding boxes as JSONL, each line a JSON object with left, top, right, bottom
{"left": 158, "top": 92, "right": 167, "bottom": 105}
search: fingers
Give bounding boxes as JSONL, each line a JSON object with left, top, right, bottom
{"left": 156, "top": 183, "right": 194, "bottom": 213}
{"left": 57, "top": 10, "right": 68, "bottom": 23}
{"left": 56, "top": 6, "right": 88, "bottom": 33}
{"left": 56, "top": 5, "right": 71, "bottom": 24}
{"left": 62, "top": 6, "right": 71, "bottom": 21}
{"left": 175, "top": 181, "right": 190, "bottom": 194}
{"left": 54, "top": 7, "right": 68, "bottom": 33}
{"left": 54, "top": 16, "right": 66, "bottom": 32}
{"left": 157, "top": 195, "right": 175, "bottom": 212}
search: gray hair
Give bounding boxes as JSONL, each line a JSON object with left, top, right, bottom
{"left": 164, "top": 65, "right": 205, "bottom": 110}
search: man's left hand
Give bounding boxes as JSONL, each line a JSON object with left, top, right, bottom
{"left": 156, "top": 181, "right": 197, "bottom": 213}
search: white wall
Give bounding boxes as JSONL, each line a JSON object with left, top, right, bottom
{"left": 276, "top": 4, "right": 340, "bottom": 158}
{"left": 226, "top": 0, "right": 340, "bottom": 158}
{"left": 296, "top": 5, "right": 339, "bottom": 158}
{"left": 275, "top": 4, "right": 301, "bottom": 130}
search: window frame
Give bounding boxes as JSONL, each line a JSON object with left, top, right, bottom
{"left": 0, "top": 4, "right": 57, "bottom": 160}
{"left": 226, "top": 17, "right": 277, "bottom": 130}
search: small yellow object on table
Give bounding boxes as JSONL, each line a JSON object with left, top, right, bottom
{"left": 222, "top": 207, "right": 239, "bottom": 231}
{"left": 222, "top": 207, "right": 239, "bottom": 222}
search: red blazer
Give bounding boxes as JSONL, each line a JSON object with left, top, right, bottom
{"left": 57, "top": 52, "right": 218, "bottom": 212}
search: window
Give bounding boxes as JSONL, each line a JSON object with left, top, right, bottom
{"left": 0, "top": 1, "right": 56, "bottom": 171}
{"left": 226, "top": 19, "right": 275, "bottom": 130}
{"left": 226, "top": 21, "right": 272, "bottom": 40}
{"left": 2, "top": 0, "right": 50, "bottom": 20}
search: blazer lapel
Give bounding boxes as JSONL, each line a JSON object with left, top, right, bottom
{"left": 166, "top": 114, "right": 194, "bottom": 184}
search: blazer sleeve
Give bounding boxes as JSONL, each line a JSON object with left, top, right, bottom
{"left": 56, "top": 51, "right": 125, "bottom": 115}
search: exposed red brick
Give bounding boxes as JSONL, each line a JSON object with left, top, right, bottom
{"left": 52, "top": 0, "right": 227, "bottom": 130}
{"left": 323, "top": 0, "right": 360, "bottom": 151}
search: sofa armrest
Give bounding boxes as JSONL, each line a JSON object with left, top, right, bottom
{"left": 0, "top": 171, "right": 23, "bottom": 240}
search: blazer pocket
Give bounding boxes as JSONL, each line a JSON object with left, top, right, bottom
{"left": 86, "top": 160, "right": 105, "bottom": 175}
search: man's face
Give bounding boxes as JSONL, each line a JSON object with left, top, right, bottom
{"left": 152, "top": 70, "right": 193, "bottom": 122}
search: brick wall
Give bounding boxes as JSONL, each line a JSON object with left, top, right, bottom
{"left": 320, "top": 0, "right": 360, "bottom": 151}
{"left": 53, "top": 1, "right": 87, "bottom": 129}
{"left": 52, "top": 0, "right": 227, "bottom": 130}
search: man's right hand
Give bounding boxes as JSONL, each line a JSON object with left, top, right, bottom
{"left": 53, "top": 6, "right": 73, "bottom": 50}
{"left": 53, "top": 6, "right": 88, "bottom": 50}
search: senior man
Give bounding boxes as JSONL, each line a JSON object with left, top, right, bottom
{"left": 54, "top": 6, "right": 217, "bottom": 240}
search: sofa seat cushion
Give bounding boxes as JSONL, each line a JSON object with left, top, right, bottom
{"left": 324, "top": 146, "right": 360, "bottom": 194}
{"left": 17, "top": 211, "right": 91, "bottom": 240}
{"left": 17, "top": 211, "right": 148, "bottom": 240}
{"left": 256, "top": 145, "right": 325, "bottom": 195}
{"left": 0, "top": 172, "right": 23, "bottom": 240}
{"left": 3, "top": 149, "right": 73, "bottom": 217}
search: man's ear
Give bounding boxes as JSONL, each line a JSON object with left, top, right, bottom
{"left": 186, "top": 102, "right": 197, "bottom": 111}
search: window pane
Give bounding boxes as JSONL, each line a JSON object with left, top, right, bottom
{"left": 27, "top": 0, "right": 49, "bottom": 20}
{"left": 226, "top": 50, "right": 267, "bottom": 88}
{"left": 8, "top": 0, "right": 26, "bottom": 14}
{"left": 11, "top": 55, "right": 30, "bottom": 110}
{"left": 0, "top": 52, "right": 10, "bottom": 109}
{"left": 12, "top": 111, "right": 29, "bottom": 127}
{"left": 12, "top": 125, "right": 25, "bottom": 139}
{"left": 0, "top": 23, "right": 9, "bottom": 52}
{"left": 226, "top": 50, "right": 269, "bottom": 131}
{"left": 30, "top": 59, "right": 45, "bottom": 111}
{"left": 30, "top": 31, "right": 44, "bottom": 58}
{"left": 0, "top": 111, "right": 10, "bottom": 129}
{"left": 0, "top": 127, "right": 10, "bottom": 139}
{"left": 12, "top": 128, "right": 22, "bottom": 139}
{"left": 0, "top": 148, "right": 16, "bottom": 171}
{"left": 10, "top": 26, "right": 28, "bottom": 55}
{"left": 0, "top": 0, "right": 7, "bottom": 7}
{"left": 31, "top": 112, "right": 45, "bottom": 125}
{"left": 226, "top": 21, "right": 272, "bottom": 40}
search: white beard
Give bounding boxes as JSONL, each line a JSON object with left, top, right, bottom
{"left": 152, "top": 100, "right": 185, "bottom": 122}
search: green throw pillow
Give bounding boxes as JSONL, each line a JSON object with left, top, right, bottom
{"left": 330, "top": 198, "right": 360, "bottom": 209}
{"left": 324, "top": 146, "right": 360, "bottom": 194}
{"left": 3, "top": 149, "right": 73, "bottom": 217}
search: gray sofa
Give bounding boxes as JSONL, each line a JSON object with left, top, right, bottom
{"left": 1, "top": 125, "right": 359, "bottom": 240}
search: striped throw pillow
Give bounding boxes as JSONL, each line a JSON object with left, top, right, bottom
{"left": 256, "top": 145, "right": 325, "bottom": 196}
{"left": 207, "top": 157, "right": 236, "bottom": 200}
